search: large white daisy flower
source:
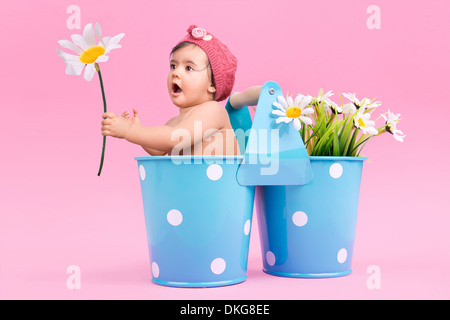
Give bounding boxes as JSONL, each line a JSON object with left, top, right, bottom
{"left": 272, "top": 94, "right": 314, "bottom": 130}
{"left": 56, "top": 23, "right": 125, "bottom": 81}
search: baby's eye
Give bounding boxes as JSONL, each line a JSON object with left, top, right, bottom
{"left": 170, "top": 64, "right": 176, "bottom": 70}
{"left": 186, "top": 66, "right": 194, "bottom": 72}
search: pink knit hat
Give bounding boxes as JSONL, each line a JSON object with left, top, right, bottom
{"left": 176, "top": 25, "right": 238, "bottom": 102}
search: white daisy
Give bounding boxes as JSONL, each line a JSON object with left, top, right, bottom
{"left": 272, "top": 94, "right": 314, "bottom": 130}
{"left": 56, "top": 23, "right": 125, "bottom": 81}
{"left": 342, "top": 92, "right": 376, "bottom": 113}
{"left": 381, "top": 110, "right": 406, "bottom": 142}
{"left": 341, "top": 101, "right": 357, "bottom": 114}
{"left": 353, "top": 108, "right": 378, "bottom": 135}
{"left": 316, "top": 89, "right": 343, "bottom": 114}
{"left": 316, "top": 89, "right": 334, "bottom": 105}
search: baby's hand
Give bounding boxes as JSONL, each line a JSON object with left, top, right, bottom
{"left": 101, "top": 111, "right": 134, "bottom": 139}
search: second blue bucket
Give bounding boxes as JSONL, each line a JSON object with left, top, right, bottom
{"left": 256, "top": 156, "right": 366, "bottom": 278}
{"left": 136, "top": 155, "right": 255, "bottom": 288}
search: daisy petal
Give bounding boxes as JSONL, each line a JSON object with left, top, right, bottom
{"left": 324, "top": 90, "right": 333, "bottom": 98}
{"left": 83, "top": 63, "right": 96, "bottom": 81}
{"left": 102, "top": 36, "right": 112, "bottom": 48}
{"left": 57, "top": 39, "right": 82, "bottom": 55}
{"left": 71, "top": 34, "right": 89, "bottom": 51}
{"left": 367, "top": 127, "right": 379, "bottom": 135}
{"left": 95, "top": 54, "right": 109, "bottom": 63}
{"left": 57, "top": 49, "right": 85, "bottom": 75}
{"left": 302, "top": 107, "right": 314, "bottom": 115}
{"left": 366, "top": 120, "right": 376, "bottom": 127}
{"left": 294, "top": 94, "right": 302, "bottom": 106}
{"left": 56, "top": 48, "right": 80, "bottom": 61}
{"left": 272, "top": 102, "right": 286, "bottom": 111}
{"left": 299, "top": 95, "right": 313, "bottom": 109}
{"left": 95, "top": 23, "right": 104, "bottom": 46}
{"left": 287, "top": 96, "right": 294, "bottom": 107}
{"left": 300, "top": 116, "right": 313, "bottom": 125}
{"left": 65, "top": 60, "right": 86, "bottom": 76}
{"left": 343, "top": 93, "right": 358, "bottom": 104}
{"left": 293, "top": 118, "right": 301, "bottom": 130}
{"left": 272, "top": 110, "right": 285, "bottom": 116}
{"left": 342, "top": 103, "right": 356, "bottom": 114}
{"left": 393, "top": 132, "right": 406, "bottom": 142}
{"left": 276, "top": 117, "right": 292, "bottom": 124}
{"left": 83, "top": 23, "right": 97, "bottom": 47}
{"left": 277, "top": 96, "right": 288, "bottom": 110}
{"left": 104, "top": 33, "right": 125, "bottom": 54}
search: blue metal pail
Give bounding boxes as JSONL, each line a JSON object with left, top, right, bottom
{"left": 136, "top": 156, "right": 255, "bottom": 287}
{"left": 256, "top": 157, "right": 366, "bottom": 278}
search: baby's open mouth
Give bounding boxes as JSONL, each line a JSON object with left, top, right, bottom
{"left": 172, "top": 83, "right": 182, "bottom": 94}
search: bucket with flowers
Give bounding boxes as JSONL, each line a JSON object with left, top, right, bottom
{"left": 232, "top": 81, "right": 405, "bottom": 278}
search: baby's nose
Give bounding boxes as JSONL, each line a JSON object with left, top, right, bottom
{"left": 171, "top": 69, "right": 180, "bottom": 78}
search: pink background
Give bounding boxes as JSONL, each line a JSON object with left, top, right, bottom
{"left": 1, "top": 0, "right": 449, "bottom": 299}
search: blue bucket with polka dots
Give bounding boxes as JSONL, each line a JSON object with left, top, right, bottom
{"left": 136, "top": 155, "right": 255, "bottom": 287}
{"left": 256, "top": 156, "right": 366, "bottom": 278}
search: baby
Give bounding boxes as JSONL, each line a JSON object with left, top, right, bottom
{"left": 101, "top": 25, "right": 259, "bottom": 156}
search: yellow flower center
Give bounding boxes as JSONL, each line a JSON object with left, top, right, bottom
{"left": 79, "top": 45, "right": 105, "bottom": 64}
{"left": 357, "top": 118, "right": 366, "bottom": 127}
{"left": 286, "top": 106, "right": 301, "bottom": 118}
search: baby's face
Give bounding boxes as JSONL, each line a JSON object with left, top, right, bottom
{"left": 167, "top": 44, "right": 215, "bottom": 108}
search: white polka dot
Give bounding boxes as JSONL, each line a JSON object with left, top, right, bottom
{"left": 139, "top": 165, "right": 146, "bottom": 181}
{"left": 337, "top": 248, "right": 347, "bottom": 264}
{"left": 292, "top": 211, "right": 308, "bottom": 227}
{"left": 167, "top": 209, "right": 183, "bottom": 226}
{"left": 203, "top": 35, "right": 213, "bottom": 41}
{"left": 210, "top": 258, "right": 226, "bottom": 275}
{"left": 206, "top": 164, "right": 223, "bottom": 181}
{"left": 266, "top": 251, "right": 276, "bottom": 266}
{"left": 151, "top": 262, "right": 160, "bottom": 278}
{"left": 329, "top": 163, "right": 343, "bottom": 179}
{"left": 244, "top": 219, "right": 251, "bottom": 236}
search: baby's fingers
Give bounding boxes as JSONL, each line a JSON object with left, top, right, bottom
{"left": 102, "top": 112, "right": 117, "bottom": 119}
{"left": 121, "top": 110, "right": 130, "bottom": 119}
{"left": 101, "top": 118, "right": 112, "bottom": 125}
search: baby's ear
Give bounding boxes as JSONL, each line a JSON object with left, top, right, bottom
{"left": 207, "top": 85, "right": 216, "bottom": 94}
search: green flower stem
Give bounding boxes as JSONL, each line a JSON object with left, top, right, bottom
{"left": 377, "top": 127, "right": 387, "bottom": 135}
{"left": 96, "top": 63, "right": 107, "bottom": 176}
{"left": 349, "top": 135, "right": 372, "bottom": 156}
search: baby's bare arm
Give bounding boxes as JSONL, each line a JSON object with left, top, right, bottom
{"left": 101, "top": 101, "right": 228, "bottom": 154}
{"left": 142, "top": 146, "right": 167, "bottom": 156}
{"left": 230, "top": 85, "right": 262, "bottom": 109}
{"left": 140, "top": 117, "right": 179, "bottom": 156}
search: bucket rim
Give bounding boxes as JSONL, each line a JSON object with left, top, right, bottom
{"left": 309, "top": 156, "right": 367, "bottom": 161}
{"left": 135, "top": 155, "right": 366, "bottom": 161}
{"left": 135, "top": 155, "right": 245, "bottom": 161}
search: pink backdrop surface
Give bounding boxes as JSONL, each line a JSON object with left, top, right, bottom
{"left": 1, "top": 0, "right": 449, "bottom": 299}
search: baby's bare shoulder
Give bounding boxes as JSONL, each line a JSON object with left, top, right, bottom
{"left": 165, "top": 115, "right": 179, "bottom": 126}
{"left": 195, "top": 101, "right": 228, "bottom": 118}
{"left": 172, "top": 101, "right": 230, "bottom": 129}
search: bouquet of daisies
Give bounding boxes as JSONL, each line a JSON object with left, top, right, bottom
{"left": 271, "top": 89, "right": 405, "bottom": 157}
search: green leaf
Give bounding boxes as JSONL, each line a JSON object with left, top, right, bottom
{"left": 333, "top": 130, "right": 340, "bottom": 156}
{"left": 345, "top": 128, "right": 360, "bottom": 157}
{"left": 349, "top": 135, "right": 373, "bottom": 156}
